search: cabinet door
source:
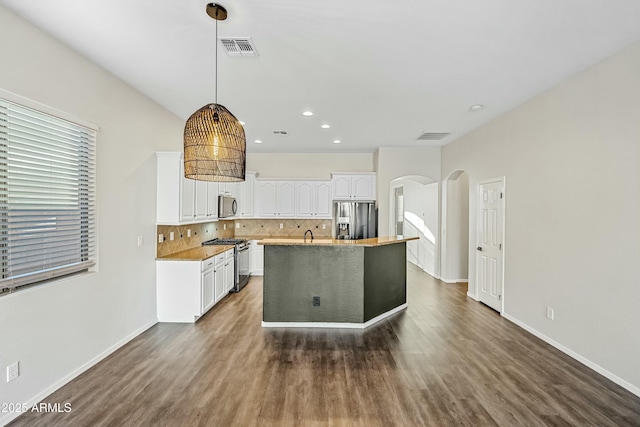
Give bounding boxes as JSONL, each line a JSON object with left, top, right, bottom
{"left": 195, "top": 180, "right": 208, "bottom": 220}
{"left": 206, "top": 182, "right": 219, "bottom": 218}
{"left": 352, "top": 175, "right": 374, "bottom": 200}
{"left": 225, "top": 253, "right": 235, "bottom": 292}
{"left": 257, "top": 181, "right": 277, "bottom": 217}
{"left": 214, "top": 264, "right": 225, "bottom": 303}
{"left": 295, "top": 182, "right": 314, "bottom": 217}
{"left": 201, "top": 268, "right": 215, "bottom": 313}
{"left": 314, "top": 182, "right": 332, "bottom": 217}
{"left": 251, "top": 241, "right": 264, "bottom": 275}
{"left": 277, "top": 182, "right": 295, "bottom": 217}
{"left": 180, "top": 176, "right": 196, "bottom": 221}
{"left": 332, "top": 176, "right": 352, "bottom": 200}
{"left": 239, "top": 173, "right": 255, "bottom": 217}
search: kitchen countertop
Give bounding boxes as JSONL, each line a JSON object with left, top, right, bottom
{"left": 156, "top": 245, "right": 235, "bottom": 261}
{"left": 258, "top": 236, "right": 419, "bottom": 247}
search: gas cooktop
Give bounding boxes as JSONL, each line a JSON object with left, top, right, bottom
{"left": 202, "top": 238, "right": 247, "bottom": 246}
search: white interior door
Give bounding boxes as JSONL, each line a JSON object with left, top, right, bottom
{"left": 476, "top": 179, "right": 504, "bottom": 312}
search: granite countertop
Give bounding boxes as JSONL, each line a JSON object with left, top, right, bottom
{"left": 257, "top": 236, "right": 419, "bottom": 247}
{"left": 156, "top": 245, "right": 235, "bottom": 261}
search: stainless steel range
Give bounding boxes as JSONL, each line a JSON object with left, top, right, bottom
{"left": 202, "top": 238, "right": 250, "bottom": 292}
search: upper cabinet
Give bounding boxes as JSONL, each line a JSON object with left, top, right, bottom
{"left": 331, "top": 173, "right": 376, "bottom": 201}
{"left": 157, "top": 152, "right": 216, "bottom": 224}
{"left": 256, "top": 181, "right": 295, "bottom": 217}
{"left": 158, "top": 152, "right": 376, "bottom": 222}
{"left": 238, "top": 172, "right": 256, "bottom": 217}
{"left": 295, "top": 181, "right": 332, "bottom": 218}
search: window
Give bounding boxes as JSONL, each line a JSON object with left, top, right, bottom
{"left": 0, "top": 98, "right": 96, "bottom": 294}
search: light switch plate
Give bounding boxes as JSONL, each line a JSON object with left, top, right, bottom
{"left": 137, "top": 236, "right": 144, "bottom": 247}
{"left": 169, "top": 232, "right": 174, "bottom": 241}
{"left": 158, "top": 234, "right": 164, "bottom": 243}
{"left": 187, "top": 229, "right": 191, "bottom": 237}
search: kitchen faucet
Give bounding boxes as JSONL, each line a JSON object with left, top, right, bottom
{"left": 304, "top": 229, "right": 314, "bottom": 242}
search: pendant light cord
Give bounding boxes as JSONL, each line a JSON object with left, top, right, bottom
{"left": 215, "top": 12, "right": 218, "bottom": 104}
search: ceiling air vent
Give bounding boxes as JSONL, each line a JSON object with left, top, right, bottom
{"left": 416, "top": 132, "right": 450, "bottom": 141}
{"left": 273, "top": 130, "right": 288, "bottom": 136}
{"left": 219, "top": 38, "right": 258, "bottom": 57}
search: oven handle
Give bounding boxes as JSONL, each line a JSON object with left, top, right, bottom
{"left": 238, "top": 246, "right": 250, "bottom": 253}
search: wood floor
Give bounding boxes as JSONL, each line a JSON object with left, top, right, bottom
{"left": 10, "top": 264, "right": 640, "bottom": 426}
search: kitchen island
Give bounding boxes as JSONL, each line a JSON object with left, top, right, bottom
{"left": 259, "top": 236, "right": 418, "bottom": 328}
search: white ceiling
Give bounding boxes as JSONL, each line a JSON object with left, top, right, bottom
{"left": 3, "top": 0, "right": 640, "bottom": 153}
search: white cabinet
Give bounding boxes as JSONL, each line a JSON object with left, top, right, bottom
{"left": 295, "top": 181, "right": 332, "bottom": 217}
{"left": 156, "top": 248, "right": 234, "bottom": 323}
{"left": 157, "top": 152, "right": 220, "bottom": 224}
{"left": 238, "top": 172, "right": 255, "bottom": 217}
{"left": 256, "top": 181, "right": 295, "bottom": 217}
{"left": 224, "top": 249, "right": 235, "bottom": 292}
{"left": 201, "top": 258, "right": 216, "bottom": 313}
{"left": 250, "top": 240, "right": 264, "bottom": 275}
{"left": 206, "top": 182, "right": 219, "bottom": 219}
{"left": 331, "top": 173, "right": 376, "bottom": 201}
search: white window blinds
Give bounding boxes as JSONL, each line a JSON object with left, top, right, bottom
{"left": 0, "top": 98, "right": 96, "bottom": 292}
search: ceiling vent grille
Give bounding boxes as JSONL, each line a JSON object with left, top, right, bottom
{"left": 219, "top": 38, "right": 258, "bottom": 57}
{"left": 416, "top": 132, "right": 450, "bottom": 141}
{"left": 273, "top": 130, "right": 288, "bottom": 136}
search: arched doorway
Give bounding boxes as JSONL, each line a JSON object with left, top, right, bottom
{"left": 441, "top": 170, "right": 470, "bottom": 284}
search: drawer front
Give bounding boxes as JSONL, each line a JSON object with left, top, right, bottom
{"left": 225, "top": 248, "right": 235, "bottom": 259}
{"left": 215, "top": 252, "right": 226, "bottom": 265}
{"left": 202, "top": 258, "right": 216, "bottom": 271}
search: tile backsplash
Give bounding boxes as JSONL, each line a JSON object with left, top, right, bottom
{"left": 234, "top": 219, "right": 333, "bottom": 238}
{"left": 156, "top": 221, "right": 235, "bottom": 257}
{"left": 156, "top": 218, "right": 333, "bottom": 257}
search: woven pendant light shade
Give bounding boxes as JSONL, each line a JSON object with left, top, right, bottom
{"left": 184, "top": 103, "right": 246, "bottom": 182}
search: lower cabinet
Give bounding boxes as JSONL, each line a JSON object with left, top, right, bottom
{"left": 157, "top": 248, "right": 234, "bottom": 322}
{"left": 250, "top": 240, "right": 264, "bottom": 275}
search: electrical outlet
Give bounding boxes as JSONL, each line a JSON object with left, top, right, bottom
{"left": 137, "top": 236, "right": 144, "bottom": 247}
{"left": 169, "top": 232, "right": 175, "bottom": 241}
{"left": 322, "top": 224, "right": 326, "bottom": 229}
{"left": 236, "top": 223, "right": 240, "bottom": 229}
{"left": 312, "top": 296, "right": 320, "bottom": 307}
{"left": 158, "top": 234, "right": 164, "bottom": 243}
{"left": 279, "top": 223, "right": 283, "bottom": 229}
{"left": 546, "top": 307, "right": 554, "bottom": 320}
{"left": 187, "top": 229, "right": 191, "bottom": 237}
{"left": 224, "top": 224, "right": 227, "bottom": 230}
{"left": 7, "top": 361, "right": 19, "bottom": 382}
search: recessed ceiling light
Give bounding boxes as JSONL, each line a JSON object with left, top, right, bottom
{"left": 333, "top": 139, "right": 341, "bottom": 144}
{"left": 321, "top": 124, "right": 330, "bottom": 129}
{"left": 469, "top": 104, "right": 484, "bottom": 112}
{"left": 302, "top": 111, "right": 313, "bottom": 116}
{"left": 239, "top": 121, "right": 245, "bottom": 125}
{"left": 254, "top": 139, "right": 262, "bottom": 144}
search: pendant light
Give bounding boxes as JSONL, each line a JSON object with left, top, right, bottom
{"left": 184, "top": 3, "right": 246, "bottom": 182}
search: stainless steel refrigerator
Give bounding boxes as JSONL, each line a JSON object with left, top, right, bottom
{"left": 333, "top": 201, "right": 377, "bottom": 240}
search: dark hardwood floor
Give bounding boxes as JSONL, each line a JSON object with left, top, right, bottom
{"left": 10, "top": 264, "right": 640, "bottom": 426}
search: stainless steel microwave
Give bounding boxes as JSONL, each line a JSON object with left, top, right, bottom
{"left": 218, "top": 195, "right": 237, "bottom": 218}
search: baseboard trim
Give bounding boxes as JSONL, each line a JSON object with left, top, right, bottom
{"left": 262, "top": 304, "right": 408, "bottom": 329}
{"left": 502, "top": 313, "right": 640, "bottom": 398}
{"left": 0, "top": 319, "right": 158, "bottom": 427}
{"left": 466, "top": 291, "right": 478, "bottom": 301}
{"left": 442, "top": 278, "right": 468, "bottom": 284}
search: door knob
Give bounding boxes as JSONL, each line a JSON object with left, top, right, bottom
{"left": 477, "top": 246, "right": 483, "bottom": 251}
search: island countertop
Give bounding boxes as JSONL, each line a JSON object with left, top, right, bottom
{"left": 258, "top": 235, "right": 418, "bottom": 247}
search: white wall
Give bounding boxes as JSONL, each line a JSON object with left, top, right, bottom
{"left": 442, "top": 42, "right": 640, "bottom": 394}
{"left": 442, "top": 172, "right": 469, "bottom": 282}
{"left": 375, "top": 147, "right": 441, "bottom": 237}
{"left": 0, "top": 7, "right": 184, "bottom": 423}
{"left": 247, "top": 153, "right": 374, "bottom": 179}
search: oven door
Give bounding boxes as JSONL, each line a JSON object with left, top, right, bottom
{"left": 237, "top": 245, "right": 251, "bottom": 290}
